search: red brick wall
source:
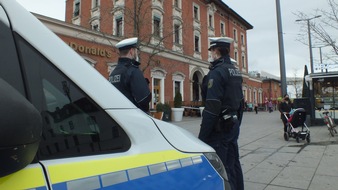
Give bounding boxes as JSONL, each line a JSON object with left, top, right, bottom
{"left": 99, "top": 1, "right": 114, "bottom": 34}
{"left": 61, "top": 0, "right": 260, "bottom": 104}
{"left": 65, "top": 0, "right": 72, "bottom": 23}
{"left": 262, "top": 80, "right": 282, "bottom": 104}
{"left": 65, "top": 0, "right": 250, "bottom": 70}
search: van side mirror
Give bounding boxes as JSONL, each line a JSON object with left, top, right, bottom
{"left": 0, "top": 79, "right": 42, "bottom": 177}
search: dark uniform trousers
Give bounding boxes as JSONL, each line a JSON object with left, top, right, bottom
{"left": 208, "top": 119, "right": 243, "bottom": 190}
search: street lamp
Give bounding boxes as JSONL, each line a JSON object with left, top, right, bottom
{"left": 275, "top": 0, "right": 287, "bottom": 96}
{"left": 313, "top": 46, "right": 325, "bottom": 72}
{"left": 295, "top": 15, "right": 321, "bottom": 74}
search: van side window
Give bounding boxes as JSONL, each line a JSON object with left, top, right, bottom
{"left": 15, "top": 37, "right": 131, "bottom": 160}
{"left": 0, "top": 6, "right": 25, "bottom": 96}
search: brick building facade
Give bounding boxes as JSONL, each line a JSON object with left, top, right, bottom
{"left": 35, "top": 0, "right": 281, "bottom": 110}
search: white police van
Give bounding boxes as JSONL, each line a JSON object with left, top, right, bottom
{"left": 0, "top": 1, "right": 230, "bottom": 189}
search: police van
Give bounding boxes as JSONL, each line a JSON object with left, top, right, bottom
{"left": 0, "top": 1, "right": 230, "bottom": 189}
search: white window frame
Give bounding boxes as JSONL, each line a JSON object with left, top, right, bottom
{"left": 92, "top": 0, "right": 100, "bottom": 9}
{"left": 194, "top": 31, "right": 201, "bottom": 53}
{"left": 152, "top": 9, "right": 164, "bottom": 45}
{"left": 193, "top": 3, "right": 200, "bottom": 21}
{"left": 241, "top": 33, "right": 245, "bottom": 45}
{"left": 91, "top": 19, "right": 100, "bottom": 31}
{"left": 173, "top": 0, "right": 182, "bottom": 9}
{"left": 153, "top": 15, "right": 162, "bottom": 38}
{"left": 173, "top": 19, "right": 182, "bottom": 44}
{"left": 73, "top": 0, "right": 80, "bottom": 17}
{"left": 241, "top": 54, "right": 246, "bottom": 69}
{"left": 220, "top": 21, "right": 225, "bottom": 36}
{"left": 233, "top": 28, "right": 238, "bottom": 42}
{"left": 208, "top": 14, "right": 214, "bottom": 29}
{"left": 234, "top": 50, "right": 238, "bottom": 61}
{"left": 151, "top": 68, "right": 167, "bottom": 108}
{"left": 172, "top": 72, "right": 185, "bottom": 101}
{"left": 113, "top": 15, "right": 124, "bottom": 37}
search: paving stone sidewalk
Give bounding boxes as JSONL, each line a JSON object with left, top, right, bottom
{"left": 171, "top": 111, "right": 338, "bottom": 190}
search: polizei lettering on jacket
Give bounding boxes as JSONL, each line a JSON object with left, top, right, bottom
{"left": 109, "top": 74, "right": 121, "bottom": 83}
{"left": 228, "top": 68, "right": 241, "bottom": 76}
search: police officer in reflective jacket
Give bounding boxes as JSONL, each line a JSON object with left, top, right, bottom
{"left": 109, "top": 37, "right": 151, "bottom": 113}
{"left": 198, "top": 37, "right": 244, "bottom": 190}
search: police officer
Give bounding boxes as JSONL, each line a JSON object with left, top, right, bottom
{"left": 198, "top": 37, "right": 244, "bottom": 190}
{"left": 109, "top": 37, "right": 151, "bottom": 113}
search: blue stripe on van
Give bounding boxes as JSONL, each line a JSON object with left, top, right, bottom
{"left": 36, "top": 187, "right": 48, "bottom": 190}
{"left": 52, "top": 155, "right": 224, "bottom": 190}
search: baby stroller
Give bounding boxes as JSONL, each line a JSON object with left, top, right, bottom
{"left": 283, "top": 108, "right": 311, "bottom": 143}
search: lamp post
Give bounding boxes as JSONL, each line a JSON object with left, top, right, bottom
{"left": 275, "top": 0, "right": 287, "bottom": 97}
{"left": 313, "top": 45, "right": 330, "bottom": 72}
{"left": 295, "top": 15, "right": 321, "bottom": 74}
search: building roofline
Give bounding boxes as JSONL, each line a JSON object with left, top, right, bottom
{"left": 262, "top": 78, "right": 281, "bottom": 83}
{"left": 211, "top": 0, "right": 253, "bottom": 30}
{"left": 308, "top": 71, "right": 338, "bottom": 78}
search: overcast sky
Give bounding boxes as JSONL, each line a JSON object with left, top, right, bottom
{"left": 226, "top": 0, "right": 332, "bottom": 77}
{"left": 16, "top": 0, "right": 333, "bottom": 77}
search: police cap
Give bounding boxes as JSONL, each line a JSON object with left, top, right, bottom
{"left": 208, "top": 37, "right": 234, "bottom": 51}
{"left": 116, "top": 37, "right": 138, "bottom": 51}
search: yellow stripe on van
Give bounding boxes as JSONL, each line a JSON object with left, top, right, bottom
{"left": 0, "top": 166, "right": 45, "bottom": 189}
{"left": 48, "top": 150, "right": 200, "bottom": 184}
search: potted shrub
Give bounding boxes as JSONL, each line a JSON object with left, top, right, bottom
{"left": 153, "top": 102, "right": 164, "bottom": 120}
{"left": 171, "top": 92, "right": 184, "bottom": 121}
{"left": 162, "top": 103, "right": 172, "bottom": 121}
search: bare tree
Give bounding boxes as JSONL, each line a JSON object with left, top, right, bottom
{"left": 288, "top": 69, "right": 303, "bottom": 98}
{"left": 295, "top": 0, "right": 338, "bottom": 63}
{"left": 81, "top": 0, "right": 194, "bottom": 73}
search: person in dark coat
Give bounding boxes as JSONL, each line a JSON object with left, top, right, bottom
{"left": 109, "top": 37, "right": 151, "bottom": 113}
{"left": 279, "top": 94, "right": 293, "bottom": 132}
{"left": 198, "top": 37, "right": 244, "bottom": 190}
{"left": 254, "top": 102, "right": 258, "bottom": 114}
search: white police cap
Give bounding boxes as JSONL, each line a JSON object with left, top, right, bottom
{"left": 208, "top": 37, "right": 234, "bottom": 51}
{"left": 115, "top": 37, "right": 138, "bottom": 50}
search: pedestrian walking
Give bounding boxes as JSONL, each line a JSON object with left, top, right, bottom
{"left": 109, "top": 37, "right": 151, "bottom": 113}
{"left": 254, "top": 102, "right": 258, "bottom": 114}
{"left": 265, "top": 97, "right": 268, "bottom": 111}
{"left": 198, "top": 37, "right": 244, "bottom": 190}
{"left": 268, "top": 99, "right": 273, "bottom": 113}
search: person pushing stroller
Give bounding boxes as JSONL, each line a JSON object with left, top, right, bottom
{"left": 279, "top": 94, "right": 293, "bottom": 133}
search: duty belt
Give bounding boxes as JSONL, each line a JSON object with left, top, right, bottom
{"left": 222, "top": 114, "right": 237, "bottom": 120}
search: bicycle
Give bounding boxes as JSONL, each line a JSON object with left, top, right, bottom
{"left": 321, "top": 109, "right": 337, "bottom": 137}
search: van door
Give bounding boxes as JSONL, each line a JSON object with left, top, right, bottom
{"left": 0, "top": 5, "right": 48, "bottom": 190}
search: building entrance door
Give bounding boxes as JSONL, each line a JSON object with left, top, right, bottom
{"left": 153, "top": 78, "right": 161, "bottom": 108}
{"left": 192, "top": 71, "right": 202, "bottom": 101}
